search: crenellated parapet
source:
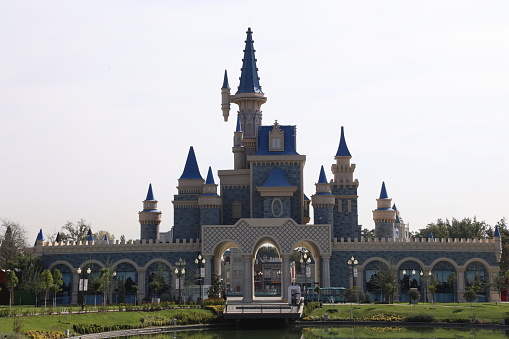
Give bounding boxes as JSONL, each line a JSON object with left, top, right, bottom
{"left": 35, "top": 238, "right": 201, "bottom": 256}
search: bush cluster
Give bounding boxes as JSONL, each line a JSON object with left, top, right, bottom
{"left": 73, "top": 324, "right": 137, "bottom": 334}
{"left": 24, "top": 331, "right": 66, "bottom": 339}
{"left": 202, "top": 299, "right": 226, "bottom": 305}
{"left": 404, "top": 313, "right": 435, "bottom": 322}
{"left": 360, "top": 313, "right": 403, "bottom": 322}
{"left": 203, "top": 305, "right": 225, "bottom": 315}
{"left": 302, "top": 301, "right": 322, "bottom": 318}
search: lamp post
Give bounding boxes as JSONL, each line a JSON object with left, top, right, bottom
{"left": 195, "top": 254, "right": 205, "bottom": 305}
{"left": 347, "top": 256, "right": 358, "bottom": 288}
{"left": 420, "top": 271, "right": 432, "bottom": 302}
{"left": 256, "top": 271, "right": 263, "bottom": 292}
{"left": 175, "top": 258, "right": 186, "bottom": 305}
{"left": 300, "top": 252, "right": 311, "bottom": 304}
{"left": 77, "top": 267, "right": 91, "bottom": 310}
{"left": 109, "top": 271, "right": 117, "bottom": 304}
{"left": 276, "top": 269, "right": 281, "bottom": 294}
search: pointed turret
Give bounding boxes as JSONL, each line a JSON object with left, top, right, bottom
{"left": 221, "top": 70, "right": 231, "bottom": 121}
{"left": 494, "top": 225, "right": 501, "bottom": 238}
{"left": 85, "top": 229, "right": 97, "bottom": 242}
{"left": 55, "top": 232, "right": 61, "bottom": 243}
{"left": 315, "top": 166, "right": 332, "bottom": 195}
{"left": 225, "top": 28, "right": 267, "bottom": 156}
{"left": 379, "top": 182, "right": 389, "bottom": 199}
{"left": 373, "top": 182, "right": 397, "bottom": 239}
{"left": 336, "top": 126, "right": 351, "bottom": 157}
{"left": 237, "top": 27, "right": 263, "bottom": 94}
{"left": 180, "top": 146, "right": 203, "bottom": 180}
{"left": 103, "top": 235, "right": 109, "bottom": 244}
{"left": 332, "top": 126, "right": 357, "bottom": 185}
{"left": 37, "top": 229, "right": 45, "bottom": 241}
{"left": 312, "top": 166, "right": 335, "bottom": 225}
{"left": 199, "top": 166, "right": 222, "bottom": 228}
{"left": 139, "top": 183, "right": 162, "bottom": 241}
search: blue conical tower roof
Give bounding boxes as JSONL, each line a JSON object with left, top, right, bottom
{"left": 103, "top": 234, "right": 109, "bottom": 244}
{"left": 85, "top": 228, "right": 97, "bottom": 242}
{"left": 145, "top": 183, "right": 155, "bottom": 201}
{"left": 236, "top": 27, "right": 263, "bottom": 94}
{"left": 222, "top": 69, "right": 230, "bottom": 89}
{"left": 494, "top": 225, "right": 501, "bottom": 237}
{"left": 36, "top": 229, "right": 45, "bottom": 241}
{"left": 379, "top": 182, "right": 389, "bottom": 199}
{"left": 429, "top": 232, "right": 434, "bottom": 240}
{"left": 318, "top": 165, "right": 328, "bottom": 183}
{"left": 205, "top": 166, "right": 215, "bottom": 184}
{"left": 236, "top": 115, "right": 242, "bottom": 132}
{"left": 179, "top": 146, "right": 203, "bottom": 180}
{"left": 336, "top": 126, "right": 352, "bottom": 157}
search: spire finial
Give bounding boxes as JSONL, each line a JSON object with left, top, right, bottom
{"left": 205, "top": 166, "right": 215, "bottom": 184}
{"left": 222, "top": 70, "right": 230, "bottom": 89}
{"left": 236, "top": 27, "right": 263, "bottom": 94}
{"left": 336, "top": 126, "right": 352, "bottom": 157}
{"left": 145, "top": 183, "right": 155, "bottom": 201}
{"left": 379, "top": 181, "right": 389, "bottom": 199}
{"left": 179, "top": 146, "right": 203, "bottom": 180}
{"left": 318, "top": 165, "right": 328, "bottom": 183}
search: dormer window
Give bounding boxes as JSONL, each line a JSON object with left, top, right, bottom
{"left": 269, "top": 120, "right": 284, "bottom": 151}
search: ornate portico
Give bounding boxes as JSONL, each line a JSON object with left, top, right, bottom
{"left": 202, "top": 218, "right": 331, "bottom": 302}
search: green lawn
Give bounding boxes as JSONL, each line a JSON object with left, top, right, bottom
{"left": 0, "top": 308, "right": 215, "bottom": 334}
{"left": 309, "top": 302, "right": 509, "bottom": 324}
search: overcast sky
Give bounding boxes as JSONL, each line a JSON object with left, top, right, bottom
{"left": 1, "top": 1, "right": 508, "bottom": 243}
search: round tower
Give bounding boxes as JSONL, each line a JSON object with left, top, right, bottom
{"left": 139, "top": 183, "right": 162, "bottom": 241}
{"left": 311, "top": 166, "right": 335, "bottom": 227}
{"left": 373, "top": 182, "right": 397, "bottom": 239}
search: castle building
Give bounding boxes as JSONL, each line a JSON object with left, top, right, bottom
{"left": 36, "top": 28, "right": 501, "bottom": 305}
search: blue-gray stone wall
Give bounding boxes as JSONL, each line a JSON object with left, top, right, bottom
{"left": 200, "top": 208, "right": 221, "bottom": 229}
{"left": 222, "top": 186, "right": 250, "bottom": 224}
{"left": 173, "top": 194, "right": 201, "bottom": 240}
{"left": 331, "top": 185, "right": 360, "bottom": 239}
{"left": 263, "top": 196, "right": 291, "bottom": 218}
{"left": 140, "top": 223, "right": 159, "bottom": 241}
{"left": 252, "top": 162, "right": 303, "bottom": 224}
{"left": 314, "top": 205, "right": 333, "bottom": 226}
{"left": 375, "top": 222, "right": 394, "bottom": 238}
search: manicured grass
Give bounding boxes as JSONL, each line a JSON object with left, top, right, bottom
{"left": 0, "top": 308, "right": 215, "bottom": 334}
{"left": 309, "top": 302, "right": 509, "bottom": 324}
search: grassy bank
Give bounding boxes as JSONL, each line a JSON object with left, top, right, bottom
{"left": 0, "top": 307, "right": 217, "bottom": 336}
{"left": 307, "top": 302, "right": 509, "bottom": 324}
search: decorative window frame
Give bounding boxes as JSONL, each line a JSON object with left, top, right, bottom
{"left": 269, "top": 121, "right": 284, "bottom": 151}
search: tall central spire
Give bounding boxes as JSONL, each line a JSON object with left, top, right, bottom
{"left": 237, "top": 27, "right": 263, "bottom": 94}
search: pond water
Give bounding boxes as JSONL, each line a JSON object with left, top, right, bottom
{"left": 133, "top": 326, "right": 509, "bottom": 339}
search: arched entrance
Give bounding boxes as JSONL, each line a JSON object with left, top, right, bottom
{"left": 203, "top": 218, "right": 331, "bottom": 303}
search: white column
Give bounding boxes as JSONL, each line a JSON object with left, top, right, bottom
{"left": 242, "top": 256, "right": 253, "bottom": 303}
{"left": 322, "top": 257, "right": 331, "bottom": 288}
{"left": 282, "top": 255, "right": 291, "bottom": 302}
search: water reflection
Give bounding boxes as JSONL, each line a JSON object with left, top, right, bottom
{"left": 130, "top": 326, "right": 509, "bottom": 339}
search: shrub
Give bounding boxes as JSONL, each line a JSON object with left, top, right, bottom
{"left": 24, "top": 331, "right": 65, "bottom": 339}
{"left": 12, "top": 317, "right": 23, "bottom": 334}
{"left": 361, "top": 291, "right": 372, "bottom": 303}
{"left": 302, "top": 301, "right": 322, "bottom": 318}
{"left": 405, "top": 313, "right": 435, "bottom": 322}
{"left": 203, "top": 299, "right": 226, "bottom": 305}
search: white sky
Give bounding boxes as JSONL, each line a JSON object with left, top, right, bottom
{"left": 1, "top": 1, "right": 508, "bottom": 243}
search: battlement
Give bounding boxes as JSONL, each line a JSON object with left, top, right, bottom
{"left": 332, "top": 236, "right": 501, "bottom": 254}
{"left": 35, "top": 238, "right": 201, "bottom": 256}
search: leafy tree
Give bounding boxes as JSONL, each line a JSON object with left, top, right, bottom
{"left": 344, "top": 286, "right": 358, "bottom": 319}
{"left": 447, "top": 272, "right": 457, "bottom": 303}
{"left": 408, "top": 289, "right": 420, "bottom": 313}
{"left": 89, "top": 277, "right": 102, "bottom": 307}
{"left": 0, "top": 219, "right": 28, "bottom": 268}
{"left": 416, "top": 217, "right": 490, "bottom": 239}
{"left": 39, "top": 269, "right": 53, "bottom": 309}
{"left": 361, "top": 228, "right": 375, "bottom": 239}
{"left": 495, "top": 218, "right": 509, "bottom": 272}
{"left": 98, "top": 268, "right": 116, "bottom": 305}
{"left": 427, "top": 274, "right": 439, "bottom": 304}
{"left": 5, "top": 270, "right": 18, "bottom": 307}
{"left": 490, "top": 272, "right": 508, "bottom": 305}
{"left": 207, "top": 273, "right": 222, "bottom": 299}
{"left": 116, "top": 276, "right": 126, "bottom": 303}
{"left": 148, "top": 264, "right": 168, "bottom": 299}
{"left": 371, "top": 260, "right": 399, "bottom": 303}
{"left": 131, "top": 285, "right": 139, "bottom": 305}
{"left": 50, "top": 269, "right": 63, "bottom": 308}
{"left": 56, "top": 219, "right": 91, "bottom": 242}
{"left": 257, "top": 245, "right": 279, "bottom": 259}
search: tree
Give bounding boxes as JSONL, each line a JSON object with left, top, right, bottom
{"left": 56, "top": 219, "right": 91, "bottom": 242}
{"left": 131, "top": 285, "right": 139, "bottom": 305}
{"left": 490, "top": 272, "right": 508, "bottom": 305}
{"left": 344, "top": 287, "right": 358, "bottom": 319}
{"left": 207, "top": 273, "right": 222, "bottom": 299}
{"left": 416, "top": 217, "right": 490, "bottom": 239}
{"left": 148, "top": 264, "right": 168, "bottom": 299}
{"left": 40, "top": 269, "right": 53, "bottom": 309}
{"left": 5, "top": 270, "right": 18, "bottom": 307}
{"left": 98, "top": 268, "right": 116, "bottom": 306}
{"left": 95, "top": 230, "right": 115, "bottom": 243}
{"left": 257, "top": 245, "right": 279, "bottom": 259}
{"left": 427, "top": 274, "right": 439, "bottom": 304}
{"left": 408, "top": 289, "right": 420, "bottom": 313}
{"left": 371, "top": 260, "right": 399, "bottom": 303}
{"left": 447, "top": 272, "right": 457, "bottom": 303}
{"left": 0, "top": 219, "right": 28, "bottom": 268}
{"left": 50, "top": 269, "right": 63, "bottom": 308}
{"left": 361, "top": 228, "right": 375, "bottom": 239}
